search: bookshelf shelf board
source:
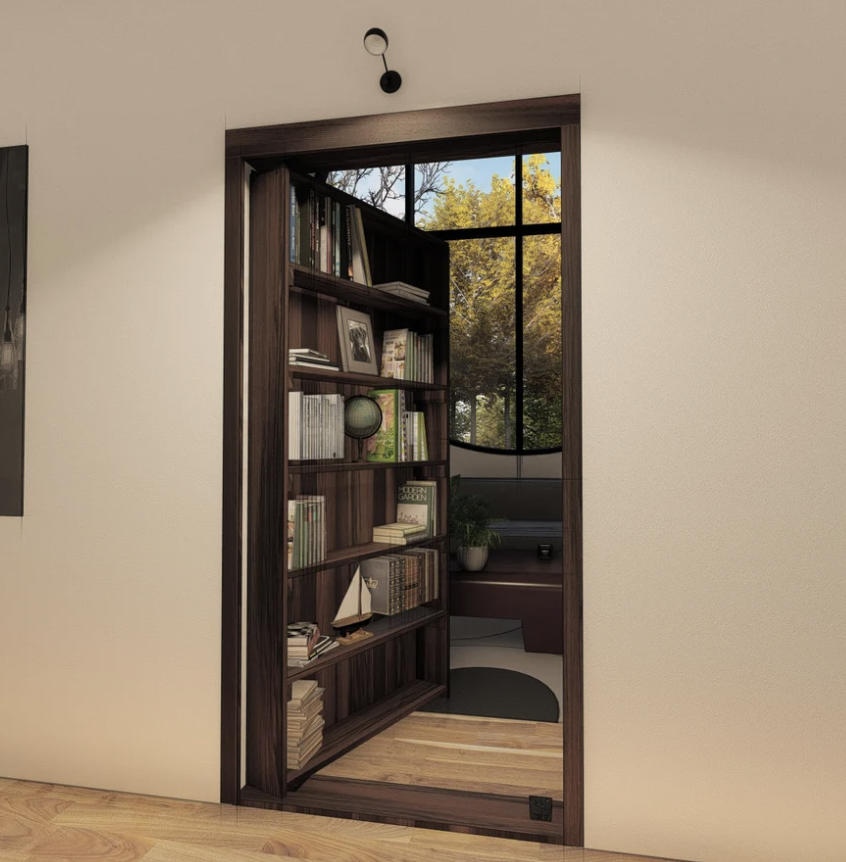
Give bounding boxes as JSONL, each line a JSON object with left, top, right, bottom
{"left": 287, "top": 607, "right": 446, "bottom": 682}
{"left": 291, "top": 265, "right": 448, "bottom": 318}
{"left": 288, "top": 459, "right": 448, "bottom": 475}
{"left": 287, "top": 680, "right": 446, "bottom": 786}
{"left": 290, "top": 365, "right": 447, "bottom": 391}
{"left": 288, "top": 534, "right": 448, "bottom": 579}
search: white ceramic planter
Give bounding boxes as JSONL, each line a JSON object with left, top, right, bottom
{"left": 457, "top": 545, "right": 489, "bottom": 571}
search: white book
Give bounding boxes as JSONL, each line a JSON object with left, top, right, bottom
{"left": 289, "top": 391, "right": 303, "bottom": 460}
{"left": 289, "top": 348, "right": 330, "bottom": 358}
{"left": 373, "top": 281, "right": 428, "bottom": 296}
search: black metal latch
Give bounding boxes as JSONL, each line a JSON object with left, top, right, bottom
{"left": 529, "top": 795, "right": 553, "bottom": 821}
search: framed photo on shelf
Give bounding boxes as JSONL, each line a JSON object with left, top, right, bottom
{"left": 336, "top": 306, "right": 378, "bottom": 375}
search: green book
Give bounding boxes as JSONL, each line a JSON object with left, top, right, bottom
{"left": 366, "top": 389, "right": 400, "bottom": 462}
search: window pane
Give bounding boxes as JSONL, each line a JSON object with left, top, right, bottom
{"left": 416, "top": 157, "right": 515, "bottom": 229}
{"left": 325, "top": 166, "right": 406, "bottom": 220}
{"left": 522, "top": 152, "right": 561, "bottom": 226}
{"left": 450, "top": 237, "right": 516, "bottom": 450}
{"left": 523, "top": 234, "right": 562, "bottom": 450}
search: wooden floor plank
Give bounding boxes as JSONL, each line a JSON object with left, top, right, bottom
{"left": 0, "top": 779, "right": 691, "bottom": 862}
{"left": 318, "top": 711, "right": 564, "bottom": 800}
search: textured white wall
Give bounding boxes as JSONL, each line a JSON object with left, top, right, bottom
{"left": 0, "top": 3, "right": 844, "bottom": 861}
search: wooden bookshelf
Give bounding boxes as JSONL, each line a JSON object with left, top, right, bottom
{"left": 288, "top": 459, "right": 448, "bottom": 475}
{"left": 290, "top": 365, "right": 447, "bottom": 391}
{"left": 287, "top": 607, "right": 446, "bottom": 682}
{"left": 287, "top": 534, "right": 447, "bottom": 579}
{"left": 287, "top": 680, "right": 447, "bottom": 786}
{"left": 291, "top": 265, "right": 448, "bottom": 318}
{"left": 245, "top": 166, "right": 450, "bottom": 799}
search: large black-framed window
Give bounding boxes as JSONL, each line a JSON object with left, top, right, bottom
{"left": 326, "top": 150, "right": 563, "bottom": 455}
{"left": 410, "top": 153, "right": 562, "bottom": 455}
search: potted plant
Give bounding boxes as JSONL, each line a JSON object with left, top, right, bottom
{"left": 449, "top": 475, "right": 503, "bottom": 571}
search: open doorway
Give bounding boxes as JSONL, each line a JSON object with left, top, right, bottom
{"left": 221, "top": 96, "right": 581, "bottom": 844}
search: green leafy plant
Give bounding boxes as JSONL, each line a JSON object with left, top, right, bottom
{"left": 448, "top": 475, "right": 504, "bottom": 549}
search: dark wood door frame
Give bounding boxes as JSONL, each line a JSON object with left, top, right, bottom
{"left": 221, "top": 94, "right": 583, "bottom": 845}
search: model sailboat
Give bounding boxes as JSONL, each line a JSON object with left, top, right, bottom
{"left": 331, "top": 566, "right": 376, "bottom": 644}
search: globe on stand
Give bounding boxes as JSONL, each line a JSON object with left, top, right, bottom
{"left": 344, "top": 395, "right": 383, "bottom": 461}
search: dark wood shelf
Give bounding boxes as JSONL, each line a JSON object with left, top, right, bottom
{"left": 287, "top": 680, "right": 445, "bottom": 786}
{"left": 288, "top": 459, "right": 447, "bottom": 475}
{"left": 287, "top": 607, "right": 445, "bottom": 682}
{"left": 449, "top": 548, "right": 563, "bottom": 577}
{"left": 291, "top": 265, "right": 448, "bottom": 318}
{"left": 288, "top": 534, "right": 447, "bottom": 578}
{"left": 290, "top": 364, "right": 447, "bottom": 391}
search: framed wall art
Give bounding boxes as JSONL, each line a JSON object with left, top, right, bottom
{"left": 0, "top": 145, "right": 29, "bottom": 516}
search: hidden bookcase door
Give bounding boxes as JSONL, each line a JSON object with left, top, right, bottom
{"left": 245, "top": 164, "right": 450, "bottom": 800}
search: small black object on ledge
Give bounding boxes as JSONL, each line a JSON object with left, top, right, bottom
{"left": 537, "top": 543, "right": 554, "bottom": 560}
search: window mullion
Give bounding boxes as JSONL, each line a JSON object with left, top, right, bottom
{"left": 515, "top": 153, "right": 523, "bottom": 455}
{"left": 405, "top": 163, "right": 415, "bottom": 224}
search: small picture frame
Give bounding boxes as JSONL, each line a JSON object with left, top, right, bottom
{"left": 336, "top": 306, "right": 379, "bottom": 375}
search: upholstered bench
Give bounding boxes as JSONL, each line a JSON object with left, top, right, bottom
{"left": 449, "top": 549, "right": 563, "bottom": 655}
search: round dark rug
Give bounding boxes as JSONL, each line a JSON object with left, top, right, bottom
{"left": 420, "top": 667, "right": 559, "bottom": 722}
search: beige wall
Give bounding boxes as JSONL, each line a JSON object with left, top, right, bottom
{"left": 1, "top": 2, "right": 844, "bottom": 860}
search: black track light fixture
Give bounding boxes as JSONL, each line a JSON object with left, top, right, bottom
{"left": 363, "top": 27, "right": 402, "bottom": 94}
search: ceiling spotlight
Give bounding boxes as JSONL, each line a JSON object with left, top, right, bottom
{"left": 363, "top": 27, "right": 402, "bottom": 94}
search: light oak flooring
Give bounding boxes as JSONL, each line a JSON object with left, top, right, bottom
{"left": 0, "top": 777, "right": 689, "bottom": 862}
{"left": 317, "top": 711, "right": 564, "bottom": 801}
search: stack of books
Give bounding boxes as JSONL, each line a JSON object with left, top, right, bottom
{"left": 365, "top": 389, "right": 429, "bottom": 463}
{"left": 287, "top": 622, "right": 339, "bottom": 668}
{"left": 362, "top": 548, "right": 440, "bottom": 615}
{"left": 396, "top": 479, "right": 438, "bottom": 537}
{"left": 287, "top": 679, "right": 325, "bottom": 771}
{"left": 380, "top": 329, "right": 435, "bottom": 383}
{"left": 372, "top": 522, "right": 427, "bottom": 546}
{"left": 288, "top": 348, "right": 339, "bottom": 371}
{"left": 287, "top": 496, "right": 326, "bottom": 569}
{"left": 373, "top": 281, "right": 430, "bottom": 306}
{"left": 289, "top": 187, "right": 371, "bottom": 285}
{"left": 288, "top": 391, "right": 345, "bottom": 461}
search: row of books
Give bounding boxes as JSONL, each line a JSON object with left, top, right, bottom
{"left": 381, "top": 329, "right": 435, "bottom": 383}
{"left": 361, "top": 548, "right": 440, "bottom": 616}
{"left": 287, "top": 679, "right": 324, "bottom": 770}
{"left": 288, "top": 391, "right": 345, "bottom": 461}
{"left": 290, "top": 187, "right": 372, "bottom": 285}
{"left": 366, "top": 389, "right": 430, "bottom": 463}
{"left": 287, "top": 496, "right": 326, "bottom": 570}
{"left": 287, "top": 622, "right": 339, "bottom": 668}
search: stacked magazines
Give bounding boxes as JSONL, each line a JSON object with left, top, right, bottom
{"left": 287, "top": 680, "right": 324, "bottom": 771}
{"left": 372, "top": 522, "right": 428, "bottom": 545}
{"left": 288, "top": 348, "right": 339, "bottom": 371}
{"left": 287, "top": 621, "right": 339, "bottom": 668}
{"left": 373, "top": 281, "right": 430, "bottom": 305}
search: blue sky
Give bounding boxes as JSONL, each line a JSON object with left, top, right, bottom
{"left": 415, "top": 152, "right": 560, "bottom": 221}
{"left": 349, "top": 152, "right": 560, "bottom": 221}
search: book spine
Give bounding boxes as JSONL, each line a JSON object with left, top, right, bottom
{"left": 355, "top": 207, "right": 372, "bottom": 286}
{"left": 343, "top": 206, "right": 353, "bottom": 280}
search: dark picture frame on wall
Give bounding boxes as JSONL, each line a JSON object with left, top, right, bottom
{"left": 0, "top": 145, "right": 28, "bottom": 517}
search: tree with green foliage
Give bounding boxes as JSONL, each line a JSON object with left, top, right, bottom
{"left": 418, "top": 154, "right": 562, "bottom": 450}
